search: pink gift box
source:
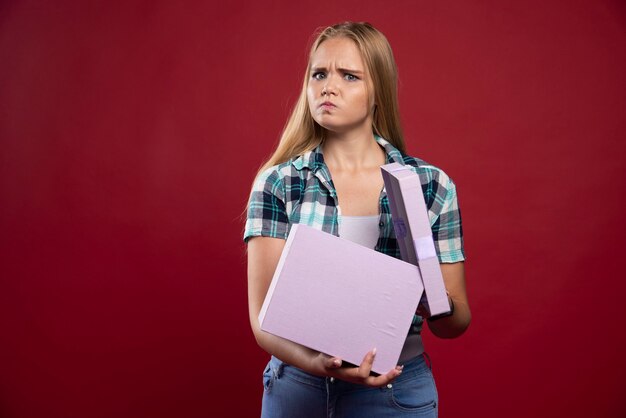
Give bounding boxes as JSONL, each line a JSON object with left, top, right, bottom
{"left": 381, "top": 163, "right": 451, "bottom": 316}
{"left": 259, "top": 224, "right": 424, "bottom": 374}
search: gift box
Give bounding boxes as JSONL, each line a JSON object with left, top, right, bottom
{"left": 259, "top": 223, "right": 424, "bottom": 374}
{"left": 381, "top": 162, "right": 451, "bottom": 316}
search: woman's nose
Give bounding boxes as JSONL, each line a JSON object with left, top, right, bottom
{"left": 322, "top": 78, "right": 337, "bottom": 96}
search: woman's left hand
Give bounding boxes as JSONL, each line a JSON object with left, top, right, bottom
{"left": 314, "top": 349, "right": 403, "bottom": 388}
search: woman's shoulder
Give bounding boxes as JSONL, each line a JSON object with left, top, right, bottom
{"left": 377, "top": 135, "right": 456, "bottom": 188}
{"left": 251, "top": 155, "right": 309, "bottom": 194}
{"left": 398, "top": 152, "right": 462, "bottom": 220}
{"left": 256, "top": 161, "right": 292, "bottom": 182}
{"left": 254, "top": 146, "right": 322, "bottom": 184}
{"left": 400, "top": 153, "right": 456, "bottom": 189}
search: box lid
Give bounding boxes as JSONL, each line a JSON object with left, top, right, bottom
{"left": 380, "top": 163, "right": 451, "bottom": 316}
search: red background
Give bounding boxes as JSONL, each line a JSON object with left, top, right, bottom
{"left": 1, "top": 1, "right": 625, "bottom": 417}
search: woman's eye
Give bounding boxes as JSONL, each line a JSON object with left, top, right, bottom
{"left": 344, "top": 73, "right": 358, "bottom": 81}
{"left": 312, "top": 72, "right": 326, "bottom": 80}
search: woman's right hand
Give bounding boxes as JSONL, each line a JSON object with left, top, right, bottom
{"left": 312, "top": 349, "right": 403, "bottom": 388}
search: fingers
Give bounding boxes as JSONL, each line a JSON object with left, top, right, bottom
{"left": 334, "top": 362, "right": 403, "bottom": 387}
{"left": 367, "top": 365, "right": 403, "bottom": 387}
{"left": 325, "top": 356, "right": 343, "bottom": 369}
{"left": 318, "top": 353, "right": 342, "bottom": 370}
{"left": 351, "top": 348, "right": 401, "bottom": 385}
{"left": 356, "top": 348, "right": 376, "bottom": 379}
{"left": 325, "top": 349, "right": 403, "bottom": 388}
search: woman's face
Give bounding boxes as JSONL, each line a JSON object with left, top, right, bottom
{"left": 307, "top": 37, "right": 375, "bottom": 135}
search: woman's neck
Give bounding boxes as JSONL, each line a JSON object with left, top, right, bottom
{"left": 322, "top": 130, "right": 385, "bottom": 172}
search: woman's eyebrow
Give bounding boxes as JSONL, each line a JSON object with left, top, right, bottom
{"left": 338, "top": 68, "right": 363, "bottom": 75}
{"left": 310, "top": 66, "right": 364, "bottom": 75}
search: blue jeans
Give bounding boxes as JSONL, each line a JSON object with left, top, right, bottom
{"left": 261, "top": 353, "right": 438, "bottom": 417}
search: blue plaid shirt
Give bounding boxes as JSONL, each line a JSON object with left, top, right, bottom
{"left": 244, "top": 135, "right": 465, "bottom": 264}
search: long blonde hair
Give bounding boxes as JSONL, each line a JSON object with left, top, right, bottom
{"left": 256, "top": 22, "right": 405, "bottom": 176}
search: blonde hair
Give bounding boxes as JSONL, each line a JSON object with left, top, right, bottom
{"left": 256, "top": 21, "right": 405, "bottom": 176}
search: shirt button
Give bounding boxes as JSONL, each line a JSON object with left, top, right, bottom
{"left": 379, "top": 221, "right": 384, "bottom": 227}
{"left": 330, "top": 377, "right": 335, "bottom": 383}
{"left": 387, "top": 383, "right": 393, "bottom": 389}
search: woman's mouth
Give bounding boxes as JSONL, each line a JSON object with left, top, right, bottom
{"left": 320, "top": 101, "right": 336, "bottom": 109}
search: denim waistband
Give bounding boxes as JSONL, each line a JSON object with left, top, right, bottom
{"left": 267, "top": 353, "right": 431, "bottom": 391}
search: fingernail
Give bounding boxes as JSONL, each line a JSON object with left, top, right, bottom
{"left": 398, "top": 365, "right": 404, "bottom": 370}
{"left": 334, "top": 359, "right": 341, "bottom": 367}
{"left": 372, "top": 348, "right": 377, "bottom": 356}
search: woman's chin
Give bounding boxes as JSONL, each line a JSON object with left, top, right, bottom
{"left": 315, "top": 119, "right": 356, "bottom": 134}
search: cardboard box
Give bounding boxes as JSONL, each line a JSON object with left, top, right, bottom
{"left": 259, "top": 224, "right": 424, "bottom": 374}
{"left": 381, "top": 162, "right": 451, "bottom": 316}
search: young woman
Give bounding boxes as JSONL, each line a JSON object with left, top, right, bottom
{"left": 244, "top": 22, "right": 470, "bottom": 417}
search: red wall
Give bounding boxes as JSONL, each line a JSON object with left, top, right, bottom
{"left": 1, "top": 1, "right": 625, "bottom": 417}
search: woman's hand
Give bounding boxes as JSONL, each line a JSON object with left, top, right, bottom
{"left": 311, "top": 349, "right": 403, "bottom": 387}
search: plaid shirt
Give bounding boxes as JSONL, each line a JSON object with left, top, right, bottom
{"left": 244, "top": 136, "right": 465, "bottom": 263}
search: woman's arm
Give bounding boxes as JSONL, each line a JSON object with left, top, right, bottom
{"left": 247, "top": 236, "right": 402, "bottom": 386}
{"left": 247, "top": 236, "right": 322, "bottom": 370}
{"left": 424, "top": 262, "right": 471, "bottom": 338}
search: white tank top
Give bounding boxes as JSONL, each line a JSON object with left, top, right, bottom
{"left": 338, "top": 215, "right": 380, "bottom": 249}
{"left": 339, "top": 215, "right": 424, "bottom": 363}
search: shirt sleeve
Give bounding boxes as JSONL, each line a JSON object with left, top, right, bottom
{"left": 430, "top": 176, "right": 466, "bottom": 263}
{"left": 243, "top": 167, "right": 290, "bottom": 243}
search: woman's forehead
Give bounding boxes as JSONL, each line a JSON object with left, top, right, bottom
{"left": 310, "top": 37, "right": 365, "bottom": 71}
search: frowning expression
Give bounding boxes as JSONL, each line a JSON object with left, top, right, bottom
{"left": 307, "top": 37, "right": 375, "bottom": 134}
